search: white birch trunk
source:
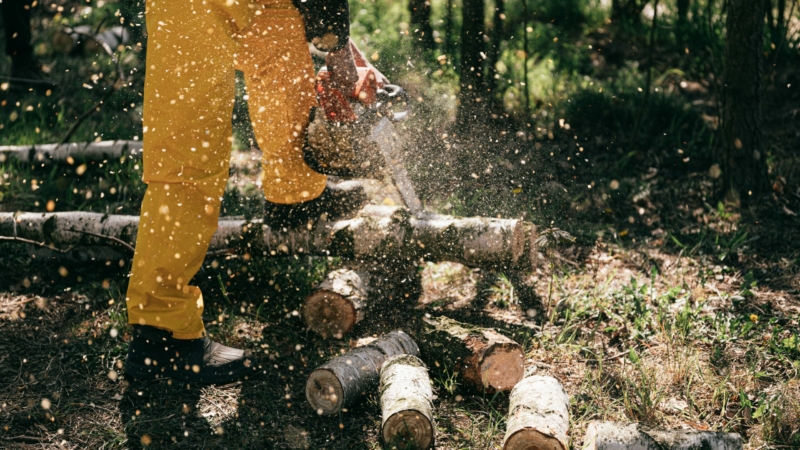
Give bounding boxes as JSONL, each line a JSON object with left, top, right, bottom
{"left": 503, "top": 375, "right": 570, "bottom": 450}
{"left": 0, "top": 208, "right": 535, "bottom": 268}
{"left": 583, "top": 422, "right": 743, "bottom": 450}
{"left": 379, "top": 354, "right": 435, "bottom": 449}
{"left": 0, "top": 140, "right": 142, "bottom": 163}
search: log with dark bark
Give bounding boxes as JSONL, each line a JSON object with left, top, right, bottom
{"left": 379, "top": 354, "right": 435, "bottom": 449}
{"left": 422, "top": 316, "right": 524, "bottom": 392}
{"left": 503, "top": 376, "right": 570, "bottom": 450}
{"left": 305, "top": 331, "right": 419, "bottom": 415}
{"left": 302, "top": 268, "right": 369, "bottom": 338}
{"left": 583, "top": 422, "right": 742, "bottom": 450}
{"left": 721, "top": 0, "right": 769, "bottom": 203}
{"left": 0, "top": 208, "right": 536, "bottom": 268}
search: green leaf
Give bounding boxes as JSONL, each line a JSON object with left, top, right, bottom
{"left": 628, "top": 347, "right": 640, "bottom": 364}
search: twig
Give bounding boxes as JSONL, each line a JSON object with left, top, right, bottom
{"left": 0, "top": 236, "right": 75, "bottom": 253}
{"left": 2, "top": 436, "right": 42, "bottom": 443}
{"left": 68, "top": 228, "right": 135, "bottom": 254}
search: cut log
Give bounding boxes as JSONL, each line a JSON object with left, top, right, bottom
{"left": 422, "top": 316, "right": 524, "bottom": 392}
{"left": 503, "top": 375, "right": 570, "bottom": 450}
{"left": 583, "top": 422, "right": 743, "bottom": 450}
{"left": 379, "top": 354, "right": 435, "bottom": 449}
{"left": 0, "top": 140, "right": 142, "bottom": 163}
{"left": 305, "top": 330, "right": 419, "bottom": 415}
{"left": 302, "top": 268, "right": 369, "bottom": 338}
{"left": 0, "top": 207, "right": 535, "bottom": 268}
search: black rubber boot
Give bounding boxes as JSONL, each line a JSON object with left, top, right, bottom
{"left": 125, "top": 325, "right": 252, "bottom": 384}
{"left": 264, "top": 179, "right": 367, "bottom": 229}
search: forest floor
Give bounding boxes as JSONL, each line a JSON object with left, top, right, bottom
{"left": 2, "top": 7, "right": 800, "bottom": 450}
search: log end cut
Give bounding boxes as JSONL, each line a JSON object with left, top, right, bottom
{"left": 302, "top": 291, "right": 357, "bottom": 339}
{"left": 504, "top": 429, "right": 567, "bottom": 450}
{"left": 305, "top": 368, "right": 345, "bottom": 415}
{"left": 383, "top": 410, "right": 434, "bottom": 450}
{"left": 476, "top": 341, "right": 525, "bottom": 392}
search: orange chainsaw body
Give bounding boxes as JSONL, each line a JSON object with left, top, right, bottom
{"left": 315, "top": 41, "right": 390, "bottom": 123}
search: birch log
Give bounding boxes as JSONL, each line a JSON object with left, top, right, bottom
{"left": 0, "top": 140, "right": 142, "bottom": 163}
{"left": 503, "top": 376, "right": 570, "bottom": 450}
{"left": 379, "top": 354, "right": 435, "bottom": 449}
{"left": 306, "top": 330, "right": 419, "bottom": 415}
{"left": 422, "top": 316, "right": 524, "bottom": 392}
{"left": 583, "top": 422, "right": 743, "bottom": 450}
{"left": 302, "top": 268, "right": 369, "bottom": 338}
{"left": 0, "top": 207, "right": 535, "bottom": 267}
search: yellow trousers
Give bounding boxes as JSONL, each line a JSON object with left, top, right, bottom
{"left": 126, "top": 0, "right": 327, "bottom": 338}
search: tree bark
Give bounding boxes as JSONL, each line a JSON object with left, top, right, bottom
{"left": 0, "top": 207, "right": 536, "bottom": 268}
{"left": 487, "top": 0, "right": 506, "bottom": 104}
{"left": 305, "top": 331, "right": 420, "bottom": 415}
{"left": 409, "top": 0, "right": 435, "bottom": 51}
{"left": 422, "top": 316, "right": 524, "bottom": 392}
{"left": 379, "top": 354, "right": 435, "bottom": 449}
{"left": 721, "top": 0, "right": 769, "bottom": 203}
{"left": 457, "top": 0, "right": 486, "bottom": 126}
{"left": 503, "top": 376, "right": 570, "bottom": 450}
{"left": 676, "top": 0, "right": 690, "bottom": 46}
{"left": 583, "top": 422, "right": 743, "bottom": 450}
{"left": 302, "top": 268, "right": 369, "bottom": 338}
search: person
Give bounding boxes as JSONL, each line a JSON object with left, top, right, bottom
{"left": 124, "top": 0, "right": 365, "bottom": 384}
{"left": 1, "top": 0, "right": 53, "bottom": 86}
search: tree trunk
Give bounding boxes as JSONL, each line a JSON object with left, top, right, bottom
{"left": 721, "top": 0, "right": 769, "bottom": 203}
{"left": 503, "top": 376, "right": 570, "bottom": 450}
{"left": 457, "top": 0, "right": 486, "bottom": 126}
{"left": 444, "top": 0, "right": 455, "bottom": 57}
{"left": 305, "top": 331, "right": 419, "bottom": 415}
{"left": 422, "top": 316, "right": 524, "bottom": 392}
{"left": 612, "top": 0, "right": 646, "bottom": 28}
{"left": 379, "top": 354, "right": 435, "bottom": 449}
{"left": 676, "top": 0, "right": 691, "bottom": 46}
{"left": 409, "top": 0, "right": 435, "bottom": 51}
{"left": 487, "top": 0, "right": 506, "bottom": 104}
{"left": 302, "top": 268, "right": 369, "bottom": 338}
{"left": 583, "top": 422, "right": 743, "bottom": 450}
{"left": 0, "top": 207, "right": 536, "bottom": 268}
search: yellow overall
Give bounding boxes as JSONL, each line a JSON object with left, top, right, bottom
{"left": 126, "top": 0, "right": 327, "bottom": 338}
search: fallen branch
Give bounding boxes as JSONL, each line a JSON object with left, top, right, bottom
{"left": 0, "top": 236, "right": 75, "bottom": 253}
{"left": 0, "top": 140, "right": 142, "bottom": 164}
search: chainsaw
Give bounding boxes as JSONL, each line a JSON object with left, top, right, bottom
{"left": 304, "top": 41, "right": 423, "bottom": 215}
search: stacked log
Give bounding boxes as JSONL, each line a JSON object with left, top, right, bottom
{"left": 379, "top": 354, "right": 435, "bottom": 449}
{"left": 421, "top": 316, "right": 524, "bottom": 392}
{"left": 302, "top": 268, "right": 369, "bottom": 338}
{"left": 503, "top": 376, "right": 570, "bottom": 450}
{"left": 583, "top": 422, "right": 742, "bottom": 450}
{"left": 305, "top": 331, "right": 419, "bottom": 415}
{"left": 0, "top": 208, "right": 535, "bottom": 268}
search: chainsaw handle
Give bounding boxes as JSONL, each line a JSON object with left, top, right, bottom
{"left": 376, "top": 84, "right": 409, "bottom": 121}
